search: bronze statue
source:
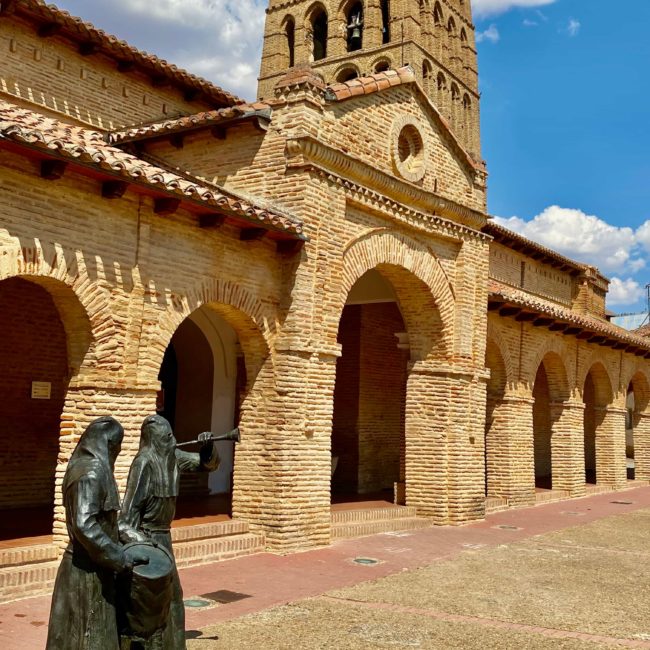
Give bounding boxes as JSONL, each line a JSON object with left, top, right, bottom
{"left": 119, "top": 415, "right": 221, "bottom": 649}
{"left": 46, "top": 416, "right": 149, "bottom": 650}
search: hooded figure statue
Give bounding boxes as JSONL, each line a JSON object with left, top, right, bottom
{"left": 119, "top": 414, "right": 220, "bottom": 649}
{"left": 46, "top": 416, "right": 147, "bottom": 650}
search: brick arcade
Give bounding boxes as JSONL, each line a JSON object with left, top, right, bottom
{"left": 0, "top": 0, "right": 648, "bottom": 602}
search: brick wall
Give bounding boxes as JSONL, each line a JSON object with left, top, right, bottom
{"left": 0, "top": 277, "right": 67, "bottom": 509}
{"left": 0, "top": 16, "right": 213, "bottom": 129}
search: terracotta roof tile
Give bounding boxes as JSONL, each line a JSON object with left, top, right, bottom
{"left": 324, "top": 66, "right": 416, "bottom": 102}
{"left": 489, "top": 279, "right": 650, "bottom": 350}
{"left": 0, "top": 100, "right": 303, "bottom": 238}
{"left": 8, "top": 0, "right": 242, "bottom": 108}
{"left": 274, "top": 65, "right": 326, "bottom": 91}
{"left": 109, "top": 104, "right": 273, "bottom": 145}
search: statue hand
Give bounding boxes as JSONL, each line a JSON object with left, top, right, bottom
{"left": 198, "top": 432, "right": 213, "bottom": 443}
{"left": 128, "top": 552, "right": 150, "bottom": 569}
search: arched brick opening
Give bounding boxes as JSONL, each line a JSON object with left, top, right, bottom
{"left": 484, "top": 338, "right": 507, "bottom": 498}
{"left": 155, "top": 300, "right": 271, "bottom": 526}
{"left": 627, "top": 370, "right": 650, "bottom": 481}
{"left": 331, "top": 269, "right": 409, "bottom": 504}
{"left": 533, "top": 352, "right": 570, "bottom": 490}
{"left": 331, "top": 252, "right": 450, "bottom": 518}
{"left": 0, "top": 276, "right": 92, "bottom": 542}
{"left": 157, "top": 310, "right": 241, "bottom": 520}
{"left": 582, "top": 362, "right": 613, "bottom": 484}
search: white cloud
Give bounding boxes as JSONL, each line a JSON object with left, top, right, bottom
{"left": 607, "top": 278, "right": 644, "bottom": 307}
{"left": 472, "top": 0, "right": 557, "bottom": 19}
{"left": 494, "top": 206, "right": 642, "bottom": 275}
{"left": 566, "top": 18, "right": 581, "bottom": 37}
{"left": 476, "top": 24, "right": 501, "bottom": 44}
{"left": 522, "top": 19, "right": 538, "bottom": 27}
{"left": 109, "top": 0, "right": 267, "bottom": 98}
{"left": 495, "top": 206, "right": 650, "bottom": 310}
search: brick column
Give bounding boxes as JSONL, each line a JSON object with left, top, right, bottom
{"left": 364, "top": 0, "right": 383, "bottom": 49}
{"left": 550, "top": 400, "right": 586, "bottom": 497}
{"left": 54, "top": 384, "right": 158, "bottom": 550}
{"left": 486, "top": 395, "right": 536, "bottom": 507}
{"left": 594, "top": 406, "right": 627, "bottom": 488}
{"left": 633, "top": 412, "right": 650, "bottom": 481}
{"left": 405, "top": 362, "right": 486, "bottom": 525}
{"left": 232, "top": 342, "right": 339, "bottom": 551}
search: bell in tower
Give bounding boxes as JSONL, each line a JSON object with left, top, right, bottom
{"left": 346, "top": 4, "right": 364, "bottom": 52}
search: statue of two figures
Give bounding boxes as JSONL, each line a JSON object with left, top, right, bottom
{"left": 45, "top": 414, "right": 228, "bottom": 650}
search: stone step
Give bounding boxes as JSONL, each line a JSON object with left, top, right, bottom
{"left": 0, "top": 543, "right": 58, "bottom": 569}
{"left": 332, "top": 516, "right": 432, "bottom": 540}
{"left": 535, "top": 489, "right": 571, "bottom": 505}
{"left": 332, "top": 506, "right": 418, "bottom": 525}
{"left": 174, "top": 532, "right": 266, "bottom": 569}
{"left": 170, "top": 519, "right": 249, "bottom": 544}
{"left": 0, "top": 559, "right": 59, "bottom": 603}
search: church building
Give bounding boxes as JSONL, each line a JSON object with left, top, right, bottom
{"left": 1, "top": 0, "right": 649, "bottom": 602}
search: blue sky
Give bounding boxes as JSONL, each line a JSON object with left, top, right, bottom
{"left": 53, "top": 0, "right": 650, "bottom": 311}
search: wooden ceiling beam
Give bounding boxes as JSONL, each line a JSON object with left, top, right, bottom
{"left": 549, "top": 323, "right": 569, "bottom": 332}
{"left": 515, "top": 312, "right": 537, "bottom": 322}
{"left": 40, "top": 159, "right": 67, "bottom": 180}
{"left": 102, "top": 180, "right": 128, "bottom": 199}
{"left": 79, "top": 42, "right": 98, "bottom": 56}
{"left": 277, "top": 239, "right": 304, "bottom": 255}
{"left": 499, "top": 306, "right": 521, "bottom": 318}
{"left": 37, "top": 22, "right": 61, "bottom": 38}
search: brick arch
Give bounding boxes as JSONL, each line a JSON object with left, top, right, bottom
{"left": 146, "top": 279, "right": 274, "bottom": 388}
{"left": 530, "top": 349, "right": 571, "bottom": 403}
{"left": 525, "top": 338, "right": 571, "bottom": 398}
{"left": 339, "top": 230, "right": 455, "bottom": 360}
{"left": 625, "top": 367, "right": 650, "bottom": 415}
{"left": 486, "top": 321, "right": 516, "bottom": 394}
{"left": 579, "top": 358, "right": 615, "bottom": 407}
{"left": 0, "top": 242, "right": 117, "bottom": 373}
{"left": 485, "top": 337, "right": 510, "bottom": 399}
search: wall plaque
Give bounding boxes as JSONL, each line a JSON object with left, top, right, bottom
{"left": 31, "top": 381, "right": 52, "bottom": 400}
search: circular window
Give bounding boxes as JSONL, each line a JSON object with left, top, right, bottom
{"left": 392, "top": 118, "right": 426, "bottom": 182}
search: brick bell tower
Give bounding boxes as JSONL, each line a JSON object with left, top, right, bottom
{"left": 258, "top": 0, "right": 481, "bottom": 158}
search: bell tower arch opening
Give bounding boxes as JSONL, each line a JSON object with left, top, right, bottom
{"left": 258, "top": 0, "right": 481, "bottom": 156}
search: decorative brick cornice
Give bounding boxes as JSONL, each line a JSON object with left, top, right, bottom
{"left": 286, "top": 134, "right": 488, "bottom": 235}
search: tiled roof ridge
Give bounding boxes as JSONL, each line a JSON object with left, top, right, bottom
{"left": 274, "top": 64, "right": 327, "bottom": 91}
{"left": 484, "top": 221, "right": 598, "bottom": 276}
{"left": 0, "top": 100, "right": 303, "bottom": 238}
{"left": 7, "top": 0, "right": 242, "bottom": 108}
{"left": 324, "top": 65, "right": 416, "bottom": 102}
{"left": 489, "top": 279, "right": 650, "bottom": 350}
{"left": 109, "top": 102, "right": 272, "bottom": 145}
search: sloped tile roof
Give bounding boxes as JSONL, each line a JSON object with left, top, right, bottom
{"left": 5, "top": 0, "right": 242, "bottom": 108}
{"left": 324, "top": 67, "right": 416, "bottom": 101}
{"left": 110, "top": 103, "right": 272, "bottom": 145}
{"left": 485, "top": 221, "right": 591, "bottom": 275}
{"left": 0, "top": 101, "right": 304, "bottom": 238}
{"left": 489, "top": 279, "right": 650, "bottom": 351}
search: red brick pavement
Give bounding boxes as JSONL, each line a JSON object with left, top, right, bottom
{"left": 2, "top": 486, "right": 650, "bottom": 649}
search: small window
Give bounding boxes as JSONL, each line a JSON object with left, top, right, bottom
{"left": 375, "top": 59, "right": 390, "bottom": 73}
{"left": 381, "top": 0, "right": 391, "bottom": 43}
{"left": 437, "top": 72, "right": 446, "bottom": 90}
{"left": 346, "top": 2, "right": 364, "bottom": 52}
{"left": 312, "top": 9, "right": 328, "bottom": 61}
{"left": 460, "top": 27, "right": 468, "bottom": 43}
{"left": 285, "top": 17, "right": 296, "bottom": 68}
{"left": 433, "top": 2, "right": 443, "bottom": 26}
{"left": 337, "top": 67, "right": 359, "bottom": 82}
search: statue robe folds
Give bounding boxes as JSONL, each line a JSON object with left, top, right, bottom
{"left": 46, "top": 417, "right": 133, "bottom": 650}
{"left": 119, "top": 415, "right": 220, "bottom": 650}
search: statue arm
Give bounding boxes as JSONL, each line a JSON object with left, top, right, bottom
{"left": 176, "top": 438, "right": 220, "bottom": 473}
{"left": 69, "top": 475, "right": 127, "bottom": 572}
{"left": 118, "top": 459, "right": 150, "bottom": 544}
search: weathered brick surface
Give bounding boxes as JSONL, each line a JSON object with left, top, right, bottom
{"left": 0, "top": 0, "right": 649, "bottom": 599}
